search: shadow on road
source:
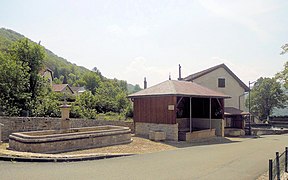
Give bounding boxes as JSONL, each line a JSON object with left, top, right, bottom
{"left": 161, "top": 137, "right": 239, "bottom": 148}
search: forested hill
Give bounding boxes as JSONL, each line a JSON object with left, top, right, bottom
{"left": 0, "top": 28, "right": 140, "bottom": 94}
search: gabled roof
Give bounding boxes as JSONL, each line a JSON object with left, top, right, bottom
{"left": 184, "top": 63, "right": 249, "bottom": 92}
{"left": 224, "top": 107, "right": 249, "bottom": 115}
{"left": 71, "top": 86, "right": 85, "bottom": 93}
{"left": 39, "top": 67, "right": 54, "bottom": 81}
{"left": 52, "top": 84, "right": 74, "bottom": 94}
{"left": 128, "top": 80, "right": 230, "bottom": 98}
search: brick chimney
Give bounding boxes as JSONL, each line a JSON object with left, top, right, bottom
{"left": 144, "top": 77, "right": 147, "bottom": 89}
{"left": 178, "top": 64, "right": 183, "bottom": 80}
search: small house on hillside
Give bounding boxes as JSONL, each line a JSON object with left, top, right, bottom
{"left": 52, "top": 84, "right": 74, "bottom": 95}
{"left": 184, "top": 63, "right": 249, "bottom": 135}
{"left": 128, "top": 80, "right": 230, "bottom": 141}
{"left": 39, "top": 68, "right": 53, "bottom": 87}
{"left": 71, "top": 86, "right": 86, "bottom": 95}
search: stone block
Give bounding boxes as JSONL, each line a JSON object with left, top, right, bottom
{"left": 224, "top": 128, "right": 245, "bottom": 137}
{"left": 149, "top": 131, "right": 166, "bottom": 141}
{"left": 60, "top": 106, "right": 71, "bottom": 120}
{"left": 185, "top": 129, "right": 216, "bottom": 141}
{"left": 61, "top": 119, "right": 70, "bottom": 130}
{"left": 136, "top": 122, "right": 178, "bottom": 141}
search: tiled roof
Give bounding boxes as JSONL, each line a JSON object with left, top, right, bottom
{"left": 39, "top": 67, "right": 53, "bottom": 76}
{"left": 128, "top": 80, "right": 230, "bottom": 98}
{"left": 39, "top": 68, "right": 54, "bottom": 81}
{"left": 224, "top": 107, "right": 249, "bottom": 115}
{"left": 70, "top": 87, "right": 81, "bottom": 92}
{"left": 184, "top": 63, "right": 249, "bottom": 92}
{"left": 52, "top": 84, "right": 73, "bottom": 93}
{"left": 71, "top": 86, "right": 85, "bottom": 93}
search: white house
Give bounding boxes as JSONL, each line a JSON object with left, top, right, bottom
{"left": 184, "top": 63, "right": 249, "bottom": 133}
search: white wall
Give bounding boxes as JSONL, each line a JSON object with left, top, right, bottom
{"left": 192, "top": 67, "right": 246, "bottom": 111}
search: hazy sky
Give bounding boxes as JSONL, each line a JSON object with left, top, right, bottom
{"left": 1, "top": 0, "right": 287, "bottom": 87}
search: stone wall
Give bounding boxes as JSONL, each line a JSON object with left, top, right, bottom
{"left": 0, "top": 117, "right": 134, "bottom": 141}
{"left": 9, "top": 126, "right": 132, "bottom": 153}
{"left": 185, "top": 129, "right": 216, "bottom": 141}
{"left": 176, "top": 118, "right": 224, "bottom": 137}
{"left": 135, "top": 122, "right": 178, "bottom": 141}
{"left": 192, "top": 118, "right": 224, "bottom": 137}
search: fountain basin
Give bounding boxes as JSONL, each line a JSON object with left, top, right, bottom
{"left": 9, "top": 125, "right": 132, "bottom": 153}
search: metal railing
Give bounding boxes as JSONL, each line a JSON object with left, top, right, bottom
{"left": 269, "top": 147, "right": 288, "bottom": 180}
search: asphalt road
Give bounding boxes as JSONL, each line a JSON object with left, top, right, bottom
{"left": 1, "top": 134, "right": 288, "bottom": 180}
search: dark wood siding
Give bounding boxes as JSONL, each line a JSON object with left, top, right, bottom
{"left": 133, "top": 96, "right": 177, "bottom": 124}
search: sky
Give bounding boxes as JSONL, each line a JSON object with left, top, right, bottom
{"left": 0, "top": 0, "right": 287, "bottom": 88}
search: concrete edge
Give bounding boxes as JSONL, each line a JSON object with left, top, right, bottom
{"left": 0, "top": 153, "right": 135, "bottom": 162}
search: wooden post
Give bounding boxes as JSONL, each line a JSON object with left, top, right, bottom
{"left": 269, "top": 159, "right": 273, "bottom": 180}
{"left": 0, "top": 123, "right": 3, "bottom": 143}
{"left": 276, "top": 152, "right": 280, "bottom": 180}
{"left": 189, "top": 97, "right": 192, "bottom": 133}
{"left": 285, "top": 147, "right": 288, "bottom": 172}
{"left": 209, "top": 98, "right": 212, "bottom": 130}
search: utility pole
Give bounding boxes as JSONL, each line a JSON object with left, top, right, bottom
{"left": 248, "top": 81, "right": 256, "bottom": 135}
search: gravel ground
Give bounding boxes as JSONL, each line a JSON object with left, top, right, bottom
{"left": 0, "top": 135, "right": 240, "bottom": 157}
{"left": 0, "top": 136, "right": 176, "bottom": 158}
{"left": 60, "top": 136, "right": 176, "bottom": 155}
{"left": 60, "top": 135, "right": 241, "bottom": 155}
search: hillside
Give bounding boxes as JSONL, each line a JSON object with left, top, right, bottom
{"left": 0, "top": 28, "right": 91, "bottom": 79}
{"left": 0, "top": 28, "right": 140, "bottom": 93}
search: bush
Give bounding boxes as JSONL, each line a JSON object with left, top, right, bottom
{"left": 122, "top": 104, "right": 133, "bottom": 119}
{"left": 31, "top": 92, "right": 61, "bottom": 117}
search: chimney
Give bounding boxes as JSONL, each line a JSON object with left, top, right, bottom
{"left": 144, "top": 77, "right": 147, "bottom": 89}
{"left": 169, "top": 73, "right": 171, "bottom": 80}
{"left": 178, "top": 64, "right": 182, "bottom": 80}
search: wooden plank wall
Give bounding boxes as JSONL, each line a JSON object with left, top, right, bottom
{"left": 133, "top": 96, "right": 177, "bottom": 124}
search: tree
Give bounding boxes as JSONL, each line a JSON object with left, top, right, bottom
{"left": 62, "top": 75, "right": 68, "bottom": 84}
{"left": 277, "top": 45, "right": 288, "bottom": 88}
{"left": 32, "top": 92, "right": 60, "bottom": 117}
{"left": 54, "top": 66, "right": 59, "bottom": 78}
{"left": 0, "top": 51, "right": 30, "bottom": 115}
{"left": 82, "top": 72, "right": 101, "bottom": 94}
{"left": 92, "top": 67, "right": 103, "bottom": 80}
{"left": 247, "top": 77, "right": 287, "bottom": 120}
{"left": 281, "top": 44, "right": 288, "bottom": 55}
{"left": 70, "top": 91, "right": 97, "bottom": 119}
{"left": 276, "top": 61, "right": 288, "bottom": 89}
{"left": 0, "top": 38, "right": 47, "bottom": 115}
{"left": 133, "top": 84, "right": 141, "bottom": 93}
{"left": 9, "top": 38, "right": 45, "bottom": 100}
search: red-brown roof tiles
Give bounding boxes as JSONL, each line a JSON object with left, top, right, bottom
{"left": 52, "top": 84, "right": 73, "bottom": 93}
{"left": 128, "top": 80, "right": 230, "bottom": 98}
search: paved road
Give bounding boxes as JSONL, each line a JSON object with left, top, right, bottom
{"left": 1, "top": 135, "right": 288, "bottom": 180}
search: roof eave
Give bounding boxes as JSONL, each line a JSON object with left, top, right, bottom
{"left": 128, "top": 94, "right": 230, "bottom": 99}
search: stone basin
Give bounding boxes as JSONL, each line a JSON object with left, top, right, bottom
{"left": 9, "top": 125, "right": 132, "bottom": 153}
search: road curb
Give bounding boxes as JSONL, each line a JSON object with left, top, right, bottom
{"left": 0, "top": 153, "right": 134, "bottom": 162}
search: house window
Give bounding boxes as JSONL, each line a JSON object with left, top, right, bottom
{"left": 218, "top": 78, "right": 225, "bottom": 88}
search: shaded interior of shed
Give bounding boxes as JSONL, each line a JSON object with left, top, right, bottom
{"left": 176, "top": 97, "right": 223, "bottom": 119}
